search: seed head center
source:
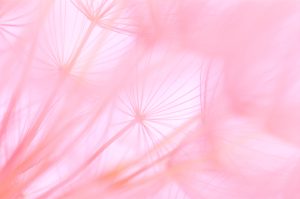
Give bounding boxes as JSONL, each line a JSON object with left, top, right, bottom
{"left": 134, "top": 111, "right": 146, "bottom": 124}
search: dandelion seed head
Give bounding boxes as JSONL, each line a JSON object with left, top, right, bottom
{"left": 133, "top": 110, "right": 146, "bottom": 124}
{"left": 2, "top": 0, "right": 300, "bottom": 198}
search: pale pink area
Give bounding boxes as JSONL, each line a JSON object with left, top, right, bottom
{"left": 1, "top": 0, "right": 300, "bottom": 198}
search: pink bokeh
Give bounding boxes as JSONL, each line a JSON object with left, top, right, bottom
{"left": 1, "top": 0, "right": 300, "bottom": 198}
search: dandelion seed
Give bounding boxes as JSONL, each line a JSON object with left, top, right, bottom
{"left": 2, "top": 0, "right": 300, "bottom": 198}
